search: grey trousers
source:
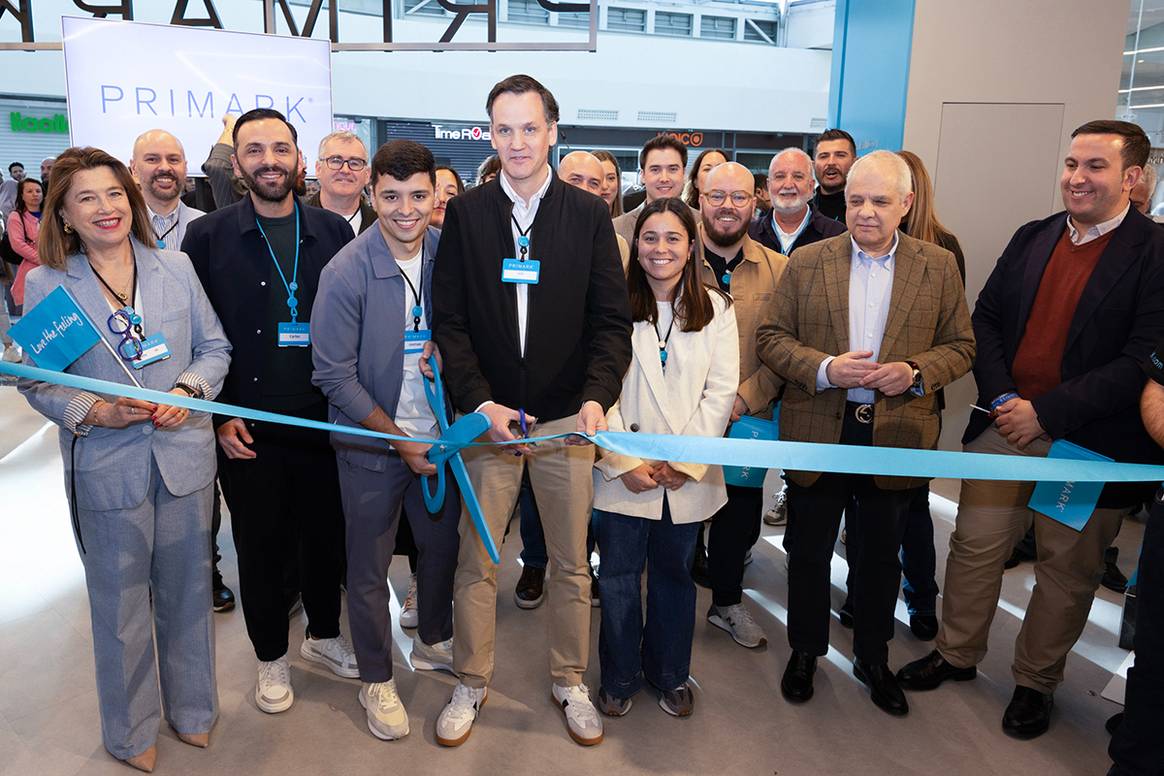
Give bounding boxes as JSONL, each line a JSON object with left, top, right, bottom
{"left": 75, "top": 457, "right": 217, "bottom": 760}
{"left": 338, "top": 454, "right": 460, "bottom": 683}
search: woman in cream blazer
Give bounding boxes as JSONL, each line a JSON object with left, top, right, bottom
{"left": 592, "top": 197, "right": 738, "bottom": 720}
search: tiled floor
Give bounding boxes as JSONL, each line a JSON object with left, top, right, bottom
{"left": 0, "top": 386, "right": 1139, "bottom": 775}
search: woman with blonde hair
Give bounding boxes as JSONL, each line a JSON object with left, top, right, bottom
{"left": 593, "top": 149, "right": 624, "bottom": 218}
{"left": 897, "top": 150, "right": 965, "bottom": 281}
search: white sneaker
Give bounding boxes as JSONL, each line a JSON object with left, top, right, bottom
{"left": 552, "top": 683, "right": 603, "bottom": 746}
{"left": 707, "top": 603, "right": 768, "bottom": 649}
{"left": 398, "top": 574, "right": 419, "bottom": 629}
{"left": 436, "top": 683, "right": 487, "bottom": 747}
{"left": 410, "top": 635, "right": 454, "bottom": 674}
{"left": 300, "top": 633, "right": 360, "bottom": 678}
{"left": 256, "top": 656, "right": 294, "bottom": 713}
{"left": 358, "top": 680, "right": 409, "bottom": 740}
{"left": 763, "top": 490, "right": 788, "bottom": 526}
{"left": 1, "top": 344, "right": 20, "bottom": 363}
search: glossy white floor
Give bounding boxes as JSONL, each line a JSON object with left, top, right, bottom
{"left": 0, "top": 383, "right": 1139, "bottom": 775}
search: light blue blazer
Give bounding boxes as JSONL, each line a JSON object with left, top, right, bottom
{"left": 18, "top": 238, "right": 232, "bottom": 511}
{"left": 311, "top": 225, "right": 442, "bottom": 472}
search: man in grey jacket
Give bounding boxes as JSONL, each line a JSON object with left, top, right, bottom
{"left": 311, "top": 139, "right": 460, "bottom": 742}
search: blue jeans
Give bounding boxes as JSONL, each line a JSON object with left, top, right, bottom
{"left": 519, "top": 477, "right": 597, "bottom": 569}
{"left": 596, "top": 500, "right": 699, "bottom": 698}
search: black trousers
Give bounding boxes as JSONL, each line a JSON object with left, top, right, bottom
{"left": 708, "top": 484, "right": 765, "bottom": 607}
{"left": 784, "top": 407, "right": 913, "bottom": 664}
{"left": 1109, "top": 493, "right": 1164, "bottom": 775}
{"left": 218, "top": 411, "right": 345, "bottom": 662}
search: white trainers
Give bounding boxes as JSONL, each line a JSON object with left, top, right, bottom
{"left": 1, "top": 344, "right": 20, "bottom": 363}
{"left": 552, "top": 683, "right": 604, "bottom": 746}
{"left": 436, "top": 683, "right": 487, "bottom": 747}
{"left": 398, "top": 574, "right": 419, "bottom": 629}
{"left": 300, "top": 633, "right": 360, "bottom": 678}
{"left": 256, "top": 656, "right": 294, "bottom": 713}
{"left": 763, "top": 489, "right": 788, "bottom": 526}
{"left": 707, "top": 603, "right": 768, "bottom": 648}
{"left": 410, "top": 635, "right": 454, "bottom": 674}
{"left": 358, "top": 680, "right": 410, "bottom": 740}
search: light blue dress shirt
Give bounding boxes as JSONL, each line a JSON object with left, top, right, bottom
{"left": 816, "top": 233, "right": 899, "bottom": 403}
{"left": 773, "top": 206, "right": 812, "bottom": 255}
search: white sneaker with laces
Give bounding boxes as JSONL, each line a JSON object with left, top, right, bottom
{"left": 256, "top": 656, "right": 294, "bottom": 713}
{"left": 300, "top": 633, "right": 360, "bottom": 678}
{"left": 1, "top": 345, "right": 20, "bottom": 364}
{"left": 436, "top": 683, "right": 487, "bottom": 747}
{"left": 552, "top": 683, "right": 603, "bottom": 746}
{"left": 359, "top": 680, "right": 410, "bottom": 740}
{"left": 398, "top": 574, "right": 419, "bottom": 629}
{"left": 707, "top": 603, "right": 768, "bottom": 648}
{"left": 763, "top": 490, "right": 788, "bottom": 526}
{"left": 410, "top": 635, "right": 454, "bottom": 673}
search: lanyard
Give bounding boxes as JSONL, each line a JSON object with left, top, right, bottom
{"left": 399, "top": 248, "right": 424, "bottom": 332}
{"left": 652, "top": 304, "right": 676, "bottom": 370}
{"left": 90, "top": 255, "right": 144, "bottom": 341}
{"left": 152, "top": 213, "right": 179, "bottom": 244}
{"left": 510, "top": 214, "right": 532, "bottom": 262}
{"left": 255, "top": 201, "right": 301, "bottom": 322}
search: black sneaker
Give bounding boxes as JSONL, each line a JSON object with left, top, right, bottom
{"left": 1101, "top": 547, "right": 1128, "bottom": 593}
{"left": 212, "top": 569, "right": 235, "bottom": 613}
{"left": 514, "top": 565, "right": 546, "bottom": 610}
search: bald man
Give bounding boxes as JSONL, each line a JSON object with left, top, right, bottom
{"left": 560, "top": 151, "right": 630, "bottom": 268}
{"left": 130, "top": 130, "right": 205, "bottom": 251}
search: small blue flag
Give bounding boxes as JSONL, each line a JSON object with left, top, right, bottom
{"left": 724, "top": 410, "right": 781, "bottom": 487}
{"left": 1028, "top": 440, "right": 1113, "bottom": 531}
{"left": 9, "top": 286, "right": 102, "bottom": 372}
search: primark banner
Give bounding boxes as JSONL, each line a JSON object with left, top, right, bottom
{"left": 61, "top": 16, "right": 333, "bottom": 171}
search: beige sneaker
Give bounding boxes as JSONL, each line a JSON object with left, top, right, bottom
{"left": 359, "top": 680, "right": 409, "bottom": 740}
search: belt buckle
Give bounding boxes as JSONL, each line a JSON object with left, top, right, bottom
{"left": 855, "top": 404, "right": 873, "bottom": 424}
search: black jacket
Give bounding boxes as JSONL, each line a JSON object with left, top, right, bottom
{"left": 181, "top": 194, "right": 354, "bottom": 413}
{"left": 306, "top": 191, "right": 377, "bottom": 235}
{"left": 432, "top": 173, "right": 632, "bottom": 421}
{"left": 749, "top": 207, "right": 846, "bottom": 256}
{"left": 966, "top": 207, "right": 1164, "bottom": 506}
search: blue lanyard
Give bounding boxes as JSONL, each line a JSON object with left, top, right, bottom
{"left": 255, "top": 201, "right": 301, "bottom": 322}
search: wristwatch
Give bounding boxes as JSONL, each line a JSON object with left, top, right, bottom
{"left": 174, "top": 382, "right": 204, "bottom": 400}
{"left": 905, "top": 361, "right": 925, "bottom": 397}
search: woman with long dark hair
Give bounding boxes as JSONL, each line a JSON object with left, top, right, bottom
{"left": 592, "top": 197, "right": 738, "bottom": 720}
{"left": 593, "top": 149, "right": 624, "bottom": 218}
{"left": 8, "top": 177, "right": 43, "bottom": 311}
{"left": 684, "top": 148, "right": 728, "bottom": 209}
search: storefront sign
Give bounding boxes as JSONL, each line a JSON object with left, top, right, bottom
{"left": 9, "top": 111, "right": 69, "bottom": 134}
{"left": 433, "top": 124, "right": 491, "bottom": 142}
{"left": 659, "top": 131, "right": 705, "bottom": 147}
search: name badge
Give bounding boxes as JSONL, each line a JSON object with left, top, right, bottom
{"left": 132, "top": 333, "right": 172, "bottom": 369}
{"left": 501, "top": 258, "right": 540, "bottom": 285}
{"left": 404, "top": 329, "right": 431, "bottom": 355}
{"left": 277, "top": 321, "right": 311, "bottom": 348}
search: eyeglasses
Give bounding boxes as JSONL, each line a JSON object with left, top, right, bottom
{"left": 703, "top": 190, "right": 753, "bottom": 207}
{"left": 108, "top": 309, "right": 143, "bottom": 361}
{"left": 323, "top": 156, "right": 367, "bottom": 172}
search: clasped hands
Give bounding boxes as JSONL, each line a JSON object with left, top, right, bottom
{"left": 620, "top": 462, "right": 689, "bottom": 493}
{"left": 826, "top": 350, "right": 914, "bottom": 396}
{"left": 84, "top": 389, "right": 191, "bottom": 431}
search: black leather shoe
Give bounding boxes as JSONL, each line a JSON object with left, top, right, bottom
{"left": 854, "top": 659, "right": 909, "bottom": 716}
{"left": 838, "top": 597, "right": 854, "bottom": 629}
{"left": 212, "top": 569, "right": 235, "bottom": 613}
{"left": 780, "top": 651, "right": 817, "bottom": 703}
{"left": 514, "top": 565, "right": 546, "bottom": 609}
{"left": 896, "top": 649, "right": 977, "bottom": 690}
{"left": 1101, "top": 547, "right": 1128, "bottom": 593}
{"left": 1002, "top": 686, "right": 1053, "bottom": 739}
{"left": 909, "top": 613, "right": 939, "bottom": 641}
{"left": 691, "top": 548, "right": 711, "bottom": 589}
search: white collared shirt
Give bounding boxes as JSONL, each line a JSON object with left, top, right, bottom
{"left": 773, "top": 207, "right": 812, "bottom": 255}
{"left": 499, "top": 165, "right": 553, "bottom": 356}
{"left": 147, "top": 201, "right": 203, "bottom": 251}
{"left": 1067, "top": 203, "right": 1130, "bottom": 246}
{"left": 816, "top": 232, "right": 900, "bottom": 403}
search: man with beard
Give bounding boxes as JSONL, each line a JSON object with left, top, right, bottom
{"left": 751, "top": 148, "right": 845, "bottom": 257}
{"left": 695, "top": 162, "right": 788, "bottom": 649}
{"left": 812, "top": 129, "right": 857, "bottom": 222}
{"left": 182, "top": 108, "right": 358, "bottom": 715}
{"left": 613, "top": 135, "right": 691, "bottom": 244}
{"left": 309, "top": 131, "right": 375, "bottom": 236}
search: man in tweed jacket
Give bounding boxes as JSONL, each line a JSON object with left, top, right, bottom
{"left": 757, "top": 150, "right": 975, "bottom": 717}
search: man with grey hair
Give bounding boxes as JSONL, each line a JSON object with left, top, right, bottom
{"left": 310, "top": 130, "right": 375, "bottom": 236}
{"left": 757, "top": 149, "right": 974, "bottom": 716}
{"left": 1131, "top": 162, "right": 1157, "bottom": 215}
{"left": 751, "top": 147, "right": 846, "bottom": 257}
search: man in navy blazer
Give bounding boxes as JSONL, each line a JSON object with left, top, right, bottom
{"left": 749, "top": 147, "right": 846, "bottom": 258}
{"left": 311, "top": 140, "right": 460, "bottom": 741}
{"left": 898, "top": 120, "right": 1164, "bottom": 739}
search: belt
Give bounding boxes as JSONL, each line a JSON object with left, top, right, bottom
{"left": 846, "top": 401, "right": 874, "bottom": 425}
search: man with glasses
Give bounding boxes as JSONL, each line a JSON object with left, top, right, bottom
{"left": 310, "top": 131, "right": 375, "bottom": 236}
{"left": 613, "top": 135, "right": 691, "bottom": 244}
{"left": 695, "top": 162, "right": 788, "bottom": 650}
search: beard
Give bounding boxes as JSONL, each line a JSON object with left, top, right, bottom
{"left": 705, "top": 209, "right": 750, "bottom": 247}
{"left": 147, "top": 173, "right": 181, "bottom": 204}
{"left": 771, "top": 191, "right": 812, "bottom": 216}
{"left": 240, "top": 163, "right": 294, "bottom": 203}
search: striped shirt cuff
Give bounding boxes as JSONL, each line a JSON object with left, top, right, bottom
{"left": 176, "top": 371, "right": 215, "bottom": 402}
{"left": 62, "top": 392, "right": 102, "bottom": 437}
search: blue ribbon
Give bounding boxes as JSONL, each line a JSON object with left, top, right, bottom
{"left": 5, "top": 360, "right": 1164, "bottom": 566}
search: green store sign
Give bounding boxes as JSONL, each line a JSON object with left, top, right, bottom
{"left": 10, "top": 112, "right": 69, "bottom": 134}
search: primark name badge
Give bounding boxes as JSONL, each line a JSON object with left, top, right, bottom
{"left": 501, "top": 258, "right": 540, "bottom": 285}
{"left": 277, "top": 321, "right": 311, "bottom": 348}
{"left": 132, "top": 333, "right": 172, "bottom": 369}
{"left": 404, "top": 329, "right": 431, "bottom": 355}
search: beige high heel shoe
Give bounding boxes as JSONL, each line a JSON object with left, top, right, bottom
{"left": 123, "top": 745, "right": 157, "bottom": 772}
{"left": 177, "top": 731, "right": 210, "bottom": 748}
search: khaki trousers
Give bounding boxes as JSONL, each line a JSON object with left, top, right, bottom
{"left": 935, "top": 424, "right": 1124, "bottom": 693}
{"left": 452, "top": 414, "right": 595, "bottom": 688}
